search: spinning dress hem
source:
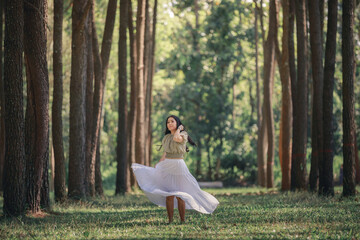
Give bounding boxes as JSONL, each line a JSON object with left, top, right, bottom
{"left": 131, "top": 159, "right": 219, "bottom": 214}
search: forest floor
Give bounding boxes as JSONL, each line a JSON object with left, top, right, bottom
{"left": 0, "top": 186, "right": 359, "bottom": 239}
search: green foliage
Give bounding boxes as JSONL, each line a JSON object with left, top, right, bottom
{"left": 1, "top": 187, "right": 360, "bottom": 239}
{"left": 152, "top": 0, "right": 262, "bottom": 183}
{"left": 220, "top": 152, "right": 257, "bottom": 185}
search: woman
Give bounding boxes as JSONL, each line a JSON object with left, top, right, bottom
{"left": 131, "top": 115, "right": 219, "bottom": 223}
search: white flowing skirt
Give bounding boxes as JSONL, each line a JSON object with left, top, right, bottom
{"left": 131, "top": 159, "right": 219, "bottom": 214}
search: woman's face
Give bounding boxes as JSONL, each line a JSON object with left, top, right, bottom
{"left": 167, "top": 117, "right": 177, "bottom": 132}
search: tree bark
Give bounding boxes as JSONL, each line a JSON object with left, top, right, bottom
{"left": 146, "top": 0, "right": 157, "bottom": 168}
{"left": 50, "top": 144, "right": 55, "bottom": 192}
{"left": 53, "top": 0, "right": 67, "bottom": 202}
{"left": 289, "top": 0, "right": 296, "bottom": 110}
{"left": 88, "top": 3, "right": 102, "bottom": 197}
{"left": 254, "top": 2, "right": 261, "bottom": 130}
{"left": 128, "top": 0, "right": 137, "bottom": 188}
{"left": 276, "top": 0, "right": 292, "bottom": 191}
{"left": 0, "top": 0, "right": 4, "bottom": 193}
{"left": 24, "top": 56, "right": 36, "bottom": 208}
{"left": 145, "top": 0, "right": 157, "bottom": 166}
{"left": 256, "top": 0, "right": 267, "bottom": 187}
{"left": 264, "top": 0, "right": 277, "bottom": 188}
{"left": 68, "top": 0, "right": 91, "bottom": 200}
{"left": 85, "top": 7, "right": 94, "bottom": 196}
{"left": 116, "top": 0, "right": 129, "bottom": 195}
{"left": 144, "top": 0, "right": 152, "bottom": 167}
{"left": 288, "top": 0, "right": 297, "bottom": 189}
{"left": 24, "top": 0, "right": 50, "bottom": 213}
{"left": 40, "top": 142, "right": 50, "bottom": 210}
{"left": 94, "top": 0, "right": 117, "bottom": 196}
{"left": 3, "top": 0, "right": 26, "bottom": 216}
{"left": 342, "top": 0, "right": 356, "bottom": 197}
{"left": 135, "top": 0, "right": 146, "bottom": 166}
{"left": 258, "top": 104, "right": 268, "bottom": 187}
{"left": 291, "top": 0, "right": 308, "bottom": 191}
{"left": 88, "top": 0, "right": 117, "bottom": 196}
{"left": 308, "top": 0, "right": 324, "bottom": 192}
{"left": 319, "top": 0, "right": 337, "bottom": 196}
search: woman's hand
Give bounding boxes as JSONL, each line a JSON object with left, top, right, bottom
{"left": 173, "top": 125, "right": 185, "bottom": 143}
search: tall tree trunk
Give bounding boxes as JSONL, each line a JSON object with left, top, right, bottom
{"left": 254, "top": 3, "right": 261, "bottom": 130}
{"left": 320, "top": 0, "right": 337, "bottom": 196}
{"left": 116, "top": 0, "right": 129, "bottom": 195}
{"left": 289, "top": 0, "right": 296, "bottom": 115}
{"left": 88, "top": 3, "right": 103, "bottom": 197}
{"left": 135, "top": 0, "right": 146, "bottom": 166}
{"left": 50, "top": 144, "right": 55, "bottom": 192}
{"left": 291, "top": 0, "right": 308, "bottom": 191}
{"left": 3, "top": 0, "right": 26, "bottom": 216}
{"left": 24, "top": 0, "right": 50, "bottom": 213}
{"left": 276, "top": 0, "right": 292, "bottom": 191}
{"left": 256, "top": 0, "right": 271, "bottom": 188}
{"left": 88, "top": 0, "right": 117, "bottom": 196}
{"left": 145, "top": 55, "right": 152, "bottom": 167}
{"left": 68, "top": 0, "right": 91, "bottom": 200}
{"left": 24, "top": 57, "right": 36, "bottom": 208}
{"left": 342, "top": 0, "right": 356, "bottom": 197}
{"left": 144, "top": 0, "right": 150, "bottom": 166}
{"left": 85, "top": 8, "right": 94, "bottom": 196}
{"left": 95, "top": 108, "right": 105, "bottom": 196}
{"left": 308, "top": 0, "right": 324, "bottom": 192}
{"left": 53, "top": 0, "right": 67, "bottom": 202}
{"left": 146, "top": 0, "right": 157, "bottom": 167}
{"left": 255, "top": 1, "right": 266, "bottom": 187}
{"left": 128, "top": 0, "right": 137, "bottom": 188}
{"left": 144, "top": 0, "right": 155, "bottom": 167}
{"left": 264, "top": 0, "right": 277, "bottom": 188}
{"left": 258, "top": 104, "right": 268, "bottom": 187}
{"left": 0, "top": 0, "right": 4, "bottom": 193}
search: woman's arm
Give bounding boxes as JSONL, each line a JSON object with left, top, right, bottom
{"left": 173, "top": 125, "right": 185, "bottom": 143}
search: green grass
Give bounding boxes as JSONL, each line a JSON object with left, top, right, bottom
{"left": 0, "top": 187, "right": 359, "bottom": 239}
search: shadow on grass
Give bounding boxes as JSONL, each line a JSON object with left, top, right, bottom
{"left": 0, "top": 207, "right": 180, "bottom": 228}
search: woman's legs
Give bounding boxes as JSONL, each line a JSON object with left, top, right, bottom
{"left": 166, "top": 196, "right": 174, "bottom": 223}
{"left": 176, "top": 197, "right": 185, "bottom": 222}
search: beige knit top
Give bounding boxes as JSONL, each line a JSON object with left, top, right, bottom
{"left": 161, "top": 131, "right": 188, "bottom": 159}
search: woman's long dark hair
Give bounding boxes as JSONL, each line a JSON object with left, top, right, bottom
{"left": 165, "top": 115, "right": 196, "bottom": 152}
